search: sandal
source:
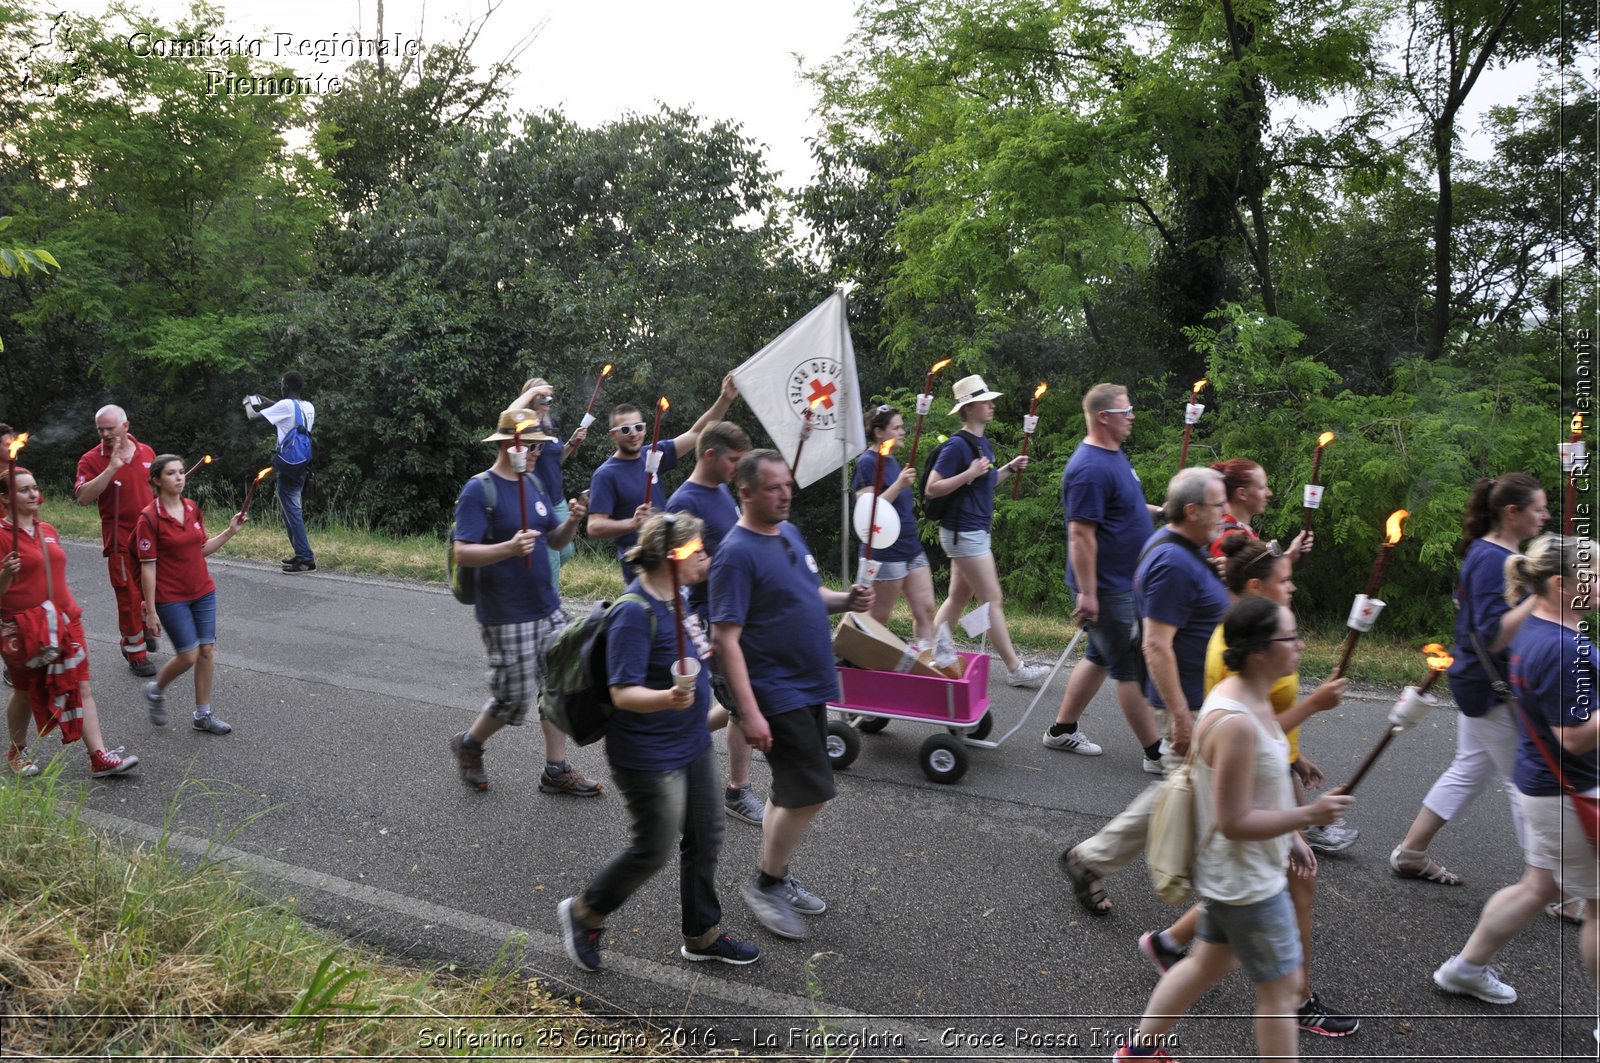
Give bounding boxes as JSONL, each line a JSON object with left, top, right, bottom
{"left": 1546, "top": 897, "right": 1587, "bottom": 925}
{"left": 1061, "top": 846, "right": 1113, "bottom": 915}
{"left": 1389, "top": 846, "right": 1464, "bottom": 886}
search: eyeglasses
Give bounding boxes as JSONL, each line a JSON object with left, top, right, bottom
{"left": 874, "top": 404, "right": 895, "bottom": 415}
{"left": 1272, "top": 633, "right": 1303, "bottom": 644}
{"left": 1263, "top": 539, "right": 1284, "bottom": 557}
{"left": 534, "top": 396, "right": 554, "bottom": 406}
{"left": 611, "top": 423, "right": 647, "bottom": 435}
{"left": 1195, "top": 500, "right": 1226, "bottom": 510}
{"left": 1102, "top": 407, "right": 1134, "bottom": 417}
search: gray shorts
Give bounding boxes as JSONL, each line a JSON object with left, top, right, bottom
{"left": 1196, "top": 887, "right": 1302, "bottom": 983}
{"left": 1082, "top": 590, "right": 1144, "bottom": 683}
{"left": 480, "top": 610, "right": 568, "bottom": 725}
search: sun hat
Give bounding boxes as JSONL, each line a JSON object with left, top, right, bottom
{"left": 950, "top": 374, "right": 1003, "bottom": 414}
{"left": 483, "top": 408, "right": 556, "bottom": 443}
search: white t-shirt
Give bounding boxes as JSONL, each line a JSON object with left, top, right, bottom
{"left": 259, "top": 399, "right": 316, "bottom": 446}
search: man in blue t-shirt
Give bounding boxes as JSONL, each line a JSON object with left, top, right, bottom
{"left": 711, "top": 450, "right": 873, "bottom": 941}
{"left": 667, "top": 420, "right": 766, "bottom": 826}
{"left": 448, "top": 408, "right": 594, "bottom": 797}
{"left": 1045, "top": 383, "right": 1164, "bottom": 770}
{"left": 507, "top": 376, "right": 591, "bottom": 586}
{"left": 587, "top": 374, "right": 740, "bottom": 581}
{"left": 1062, "top": 467, "right": 1230, "bottom": 916}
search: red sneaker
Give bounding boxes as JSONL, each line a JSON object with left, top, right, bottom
{"left": 89, "top": 748, "right": 139, "bottom": 778}
{"left": 8, "top": 744, "right": 40, "bottom": 777}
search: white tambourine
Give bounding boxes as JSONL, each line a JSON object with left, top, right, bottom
{"left": 852, "top": 493, "right": 902, "bottom": 550}
{"left": 915, "top": 393, "right": 934, "bottom": 416}
{"left": 1346, "top": 594, "right": 1386, "bottom": 632}
{"left": 1388, "top": 685, "right": 1438, "bottom": 730}
{"left": 1562, "top": 441, "right": 1587, "bottom": 473}
{"left": 1022, "top": 414, "right": 1039, "bottom": 434}
{"left": 579, "top": 412, "right": 596, "bottom": 430}
{"left": 1185, "top": 402, "right": 1205, "bottom": 425}
{"left": 1303, "top": 483, "right": 1325, "bottom": 509}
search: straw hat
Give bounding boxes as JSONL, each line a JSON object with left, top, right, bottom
{"left": 482, "top": 408, "right": 556, "bottom": 443}
{"left": 950, "top": 374, "right": 1002, "bottom": 414}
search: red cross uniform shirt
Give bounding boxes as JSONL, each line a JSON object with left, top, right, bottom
{"left": 75, "top": 437, "right": 156, "bottom": 554}
{"left": 0, "top": 519, "right": 81, "bottom": 620}
{"left": 133, "top": 499, "right": 215, "bottom": 604}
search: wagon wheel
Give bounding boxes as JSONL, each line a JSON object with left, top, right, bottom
{"left": 825, "top": 719, "right": 861, "bottom": 769}
{"left": 919, "top": 734, "right": 969, "bottom": 784}
{"left": 969, "top": 710, "right": 994, "bottom": 741}
{"left": 855, "top": 715, "right": 891, "bottom": 734}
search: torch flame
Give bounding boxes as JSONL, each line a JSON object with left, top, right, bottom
{"left": 1033, "top": 381, "right": 1048, "bottom": 400}
{"left": 601, "top": 363, "right": 614, "bottom": 378}
{"left": 202, "top": 455, "right": 212, "bottom": 465}
{"left": 515, "top": 419, "right": 537, "bottom": 434}
{"left": 878, "top": 438, "right": 895, "bottom": 457}
{"left": 7, "top": 433, "right": 28, "bottom": 460}
{"left": 1317, "top": 431, "right": 1335, "bottom": 448}
{"left": 1191, "top": 378, "right": 1208, "bottom": 397}
{"left": 658, "top": 396, "right": 670, "bottom": 411}
{"left": 808, "top": 396, "right": 823, "bottom": 411}
{"left": 254, "top": 466, "right": 273, "bottom": 483}
{"left": 1422, "top": 643, "right": 1454, "bottom": 671}
{"left": 930, "top": 358, "right": 953, "bottom": 374}
{"left": 1574, "top": 413, "right": 1586, "bottom": 436}
{"left": 1384, "top": 509, "right": 1409, "bottom": 545}
{"left": 669, "top": 537, "right": 704, "bottom": 562}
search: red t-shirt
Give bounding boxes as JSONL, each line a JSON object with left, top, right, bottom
{"left": 0, "top": 519, "right": 81, "bottom": 620}
{"left": 133, "top": 499, "right": 215, "bottom": 604}
{"left": 1208, "top": 510, "right": 1258, "bottom": 558}
{"left": 75, "top": 436, "right": 156, "bottom": 553}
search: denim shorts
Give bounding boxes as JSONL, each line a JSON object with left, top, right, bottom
{"left": 939, "top": 527, "right": 992, "bottom": 558}
{"left": 861, "top": 550, "right": 930, "bottom": 582}
{"left": 1081, "top": 590, "right": 1144, "bottom": 683}
{"left": 155, "top": 591, "right": 217, "bottom": 655}
{"left": 1196, "top": 887, "right": 1302, "bottom": 983}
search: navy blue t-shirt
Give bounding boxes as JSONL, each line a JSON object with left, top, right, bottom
{"left": 452, "top": 470, "right": 561, "bottom": 625}
{"left": 1062, "top": 442, "right": 1154, "bottom": 596}
{"left": 710, "top": 523, "right": 837, "bottom": 716}
{"left": 1446, "top": 538, "right": 1518, "bottom": 717}
{"left": 852, "top": 448, "right": 918, "bottom": 563}
{"left": 1509, "top": 616, "right": 1599, "bottom": 797}
{"left": 588, "top": 439, "right": 680, "bottom": 563}
{"left": 666, "top": 478, "right": 740, "bottom": 615}
{"left": 603, "top": 580, "right": 714, "bottom": 771}
{"left": 1133, "top": 531, "right": 1230, "bottom": 710}
{"left": 531, "top": 429, "right": 565, "bottom": 501}
{"left": 930, "top": 432, "right": 995, "bottom": 533}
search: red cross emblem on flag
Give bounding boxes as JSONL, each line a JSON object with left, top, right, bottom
{"left": 807, "top": 378, "right": 837, "bottom": 409}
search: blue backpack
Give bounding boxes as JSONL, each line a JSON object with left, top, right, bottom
{"left": 275, "top": 400, "right": 312, "bottom": 465}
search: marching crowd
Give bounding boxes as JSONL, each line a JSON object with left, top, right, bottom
{"left": 0, "top": 368, "right": 1594, "bottom": 1060}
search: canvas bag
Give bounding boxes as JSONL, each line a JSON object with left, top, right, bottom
{"left": 1146, "top": 745, "right": 1201, "bottom": 904}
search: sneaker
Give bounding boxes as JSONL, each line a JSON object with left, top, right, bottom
{"left": 1138, "top": 930, "right": 1188, "bottom": 975}
{"left": 8, "top": 744, "right": 40, "bottom": 778}
{"left": 1142, "top": 756, "right": 1166, "bottom": 776}
{"left": 1042, "top": 728, "right": 1104, "bottom": 755}
{"left": 539, "top": 766, "right": 603, "bottom": 797}
{"left": 1112, "top": 1048, "right": 1179, "bottom": 1060}
{"left": 680, "top": 933, "right": 761, "bottom": 965}
{"left": 1304, "top": 821, "right": 1360, "bottom": 853}
{"left": 781, "top": 874, "right": 826, "bottom": 915}
{"left": 1432, "top": 954, "right": 1517, "bottom": 1005}
{"left": 449, "top": 733, "right": 488, "bottom": 791}
{"left": 725, "top": 783, "right": 765, "bottom": 824}
{"left": 282, "top": 560, "right": 317, "bottom": 573}
{"left": 1006, "top": 662, "right": 1048, "bottom": 687}
{"left": 741, "top": 875, "right": 807, "bottom": 940}
{"left": 89, "top": 748, "right": 139, "bottom": 778}
{"left": 1297, "top": 992, "right": 1359, "bottom": 1037}
{"left": 146, "top": 634, "right": 158, "bottom": 655}
{"left": 144, "top": 681, "right": 167, "bottom": 725}
{"left": 557, "top": 897, "right": 603, "bottom": 971}
{"left": 127, "top": 657, "right": 157, "bottom": 678}
{"left": 193, "top": 712, "right": 232, "bottom": 735}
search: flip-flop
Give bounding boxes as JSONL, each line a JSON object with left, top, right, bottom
{"left": 1546, "top": 897, "right": 1586, "bottom": 925}
{"left": 1060, "top": 847, "right": 1113, "bottom": 915}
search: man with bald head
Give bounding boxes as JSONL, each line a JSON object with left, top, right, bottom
{"left": 75, "top": 404, "right": 159, "bottom": 676}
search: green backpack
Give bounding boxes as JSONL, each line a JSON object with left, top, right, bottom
{"left": 539, "top": 593, "right": 655, "bottom": 746}
{"left": 447, "top": 472, "right": 496, "bottom": 604}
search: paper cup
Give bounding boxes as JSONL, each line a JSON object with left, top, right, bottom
{"left": 1562, "top": 441, "right": 1588, "bottom": 472}
{"left": 915, "top": 393, "right": 934, "bottom": 415}
{"left": 672, "top": 657, "right": 702, "bottom": 691}
{"left": 1023, "top": 414, "right": 1039, "bottom": 434}
{"left": 1303, "top": 483, "right": 1325, "bottom": 509}
{"left": 1388, "top": 685, "right": 1438, "bottom": 729}
{"left": 579, "top": 411, "right": 596, "bottom": 430}
{"left": 1345, "top": 594, "right": 1386, "bottom": 632}
{"left": 644, "top": 449, "right": 663, "bottom": 475}
{"left": 1185, "top": 402, "right": 1205, "bottom": 425}
{"left": 508, "top": 445, "right": 528, "bottom": 472}
{"left": 858, "top": 557, "right": 883, "bottom": 584}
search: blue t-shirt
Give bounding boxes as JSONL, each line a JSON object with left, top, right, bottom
{"left": 1446, "top": 538, "right": 1518, "bottom": 717}
{"left": 531, "top": 427, "right": 565, "bottom": 501}
{"left": 588, "top": 439, "right": 680, "bottom": 563}
{"left": 1133, "top": 531, "right": 1230, "bottom": 710}
{"left": 666, "top": 478, "right": 741, "bottom": 615}
{"left": 709, "top": 523, "right": 837, "bottom": 717}
{"left": 452, "top": 470, "right": 561, "bottom": 625}
{"left": 1509, "top": 616, "right": 1599, "bottom": 797}
{"left": 851, "top": 448, "right": 918, "bottom": 563}
{"left": 930, "top": 432, "right": 996, "bottom": 533}
{"left": 603, "top": 580, "right": 714, "bottom": 772}
{"left": 1062, "top": 442, "right": 1154, "bottom": 596}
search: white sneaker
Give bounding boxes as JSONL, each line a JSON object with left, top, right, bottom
{"left": 1141, "top": 756, "right": 1166, "bottom": 775}
{"left": 1432, "top": 955, "right": 1517, "bottom": 1004}
{"left": 1041, "top": 729, "right": 1103, "bottom": 755}
{"left": 1006, "top": 663, "right": 1048, "bottom": 687}
{"left": 1304, "top": 821, "right": 1360, "bottom": 853}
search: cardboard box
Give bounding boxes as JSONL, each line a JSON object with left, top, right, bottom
{"left": 833, "top": 613, "right": 962, "bottom": 679}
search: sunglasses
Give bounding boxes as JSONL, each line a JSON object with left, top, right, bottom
{"left": 1102, "top": 406, "right": 1134, "bottom": 417}
{"left": 611, "top": 422, "right": 647, "bottom": 435}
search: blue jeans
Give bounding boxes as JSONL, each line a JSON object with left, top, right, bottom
{"left": 273, "top": 459, "right": 313, "bottom": 563}
{"left": 582, "top": 745, "right": 725, "bottom": 938}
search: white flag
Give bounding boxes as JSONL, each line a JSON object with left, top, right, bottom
{"left": 732, "top": 291, "right": 866, "bottom": 489}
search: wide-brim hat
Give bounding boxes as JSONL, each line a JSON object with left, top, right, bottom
{"left": 950, "top": 374, "right": 1002, "bottom": 414}
{"left": 483, "top": 408, "right": 556, "bottom": 443}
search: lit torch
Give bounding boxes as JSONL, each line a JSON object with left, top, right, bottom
{"left": 185, "top": 454, "right": 213, "bottom": 478}
{"left": 1332, "top": 509, "right": 1409, "bottom": 678}
{"left": 1341, "top": 643, "right": 1453, "bottom": 795}
{"left": 1178, "top": 378, "right": 1207, "bottom": 469}
{"left": 1012, "top": 381, "right": 1048, "bottom": 499}
{"left": 1302, "top": 431, "right": 1335, "bottom": 536}
{"left": 240, "top": 466, "right": 274, "bottom": 518}
{"left": 513, "top": 418, "right": 538, "bottom": 569}
{"left": 907, "top": 358, "right": 953, "bottom": 468}
{"left": 790, "top": 396, "right": 823, "bottom": 483}
{"left": 1564, "top": 413, "right": 1586, "bottom": 536}
{"left": 863, "top": 438, "right": 895, "bottom": 570}
{"left": 645, "top": 397, "right": 669, "bottom": 500}
{"left": 7, "top": 433, "right": 28, "bottom": 554}
{"left": 667, "top": 529, "right": 704, "bottom": 690}
{"left": 575, "top": 362, "right": 614, "bottom": 447}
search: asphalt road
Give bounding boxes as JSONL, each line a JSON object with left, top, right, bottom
{"left": 32, "top": 538, "right": 1599, "bottom": 1060}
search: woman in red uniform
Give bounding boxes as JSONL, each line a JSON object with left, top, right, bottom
{"left": 136, "top": 455, "right": 246, "bottom": 735}
{"left": 1, "top": 467, "right": 138, "bottom": 777}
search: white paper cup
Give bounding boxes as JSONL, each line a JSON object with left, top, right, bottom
{"left": 672, "top": 657, "right": 701, "bottom": 691}
{"left": 1346, "top": 594, "right": 1386, "bottom": 632}
{"left": 644, "top": 449, "right": 662, "bottom": 475}
{"left": 579, "top": 412, "right": 596, "bottom": 430}
{"left": 1185, "top": 402, "right": 1205, "bottom": 425}
{"left": 1023, "top": 414, "right": 1039, "bottom": 434}
{"left": 915, "top": 393, "right": 933, "bottom": 415}
{"left": 1303, "top": 483, "right": 1325, "bottom": 509}
{"left": 1388, "top": 685, "right": 1438, "bottom": 729}
{"left": 858, "top": 557, "right": 883, "bottom": 584}
{"left": 508, "top": 445, "right": 528, "bottom": 472}
{"left": 1562, "top": 441, "right": 1588, "bottom": 472}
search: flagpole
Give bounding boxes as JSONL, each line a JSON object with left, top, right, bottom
{"left": 841, "top": 436, "right": 850, "bottom": 582}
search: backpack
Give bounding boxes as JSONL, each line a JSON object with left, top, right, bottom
{"left": 917, "top": 430, "right": 981, "bottom": 527}
{"left": 539, "top": 593, "right": 655, "bottom": 746}
{"left": 274, "top": 400, "right": 313, "bottom": 465}
{"left": 447, "top": 472, "right": 497, "bottom": 605}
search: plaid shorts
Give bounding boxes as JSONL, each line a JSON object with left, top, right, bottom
{"left": 480, "top": 609, "right": 568, "bottom": 726}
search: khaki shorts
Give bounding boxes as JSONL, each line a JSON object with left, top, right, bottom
{"left": 1517, "top": 789, "right": 1599, "bottom": 899}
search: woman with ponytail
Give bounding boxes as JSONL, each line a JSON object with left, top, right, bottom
{"left": 1432, "top": 534, "right": 1598, "bottom": 1007}
{"left": 1208, "top": 459, "right": 1310, "bottom": 561}
{"left": 1392, "top": 473, "right": 1548, "bottom": 885}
